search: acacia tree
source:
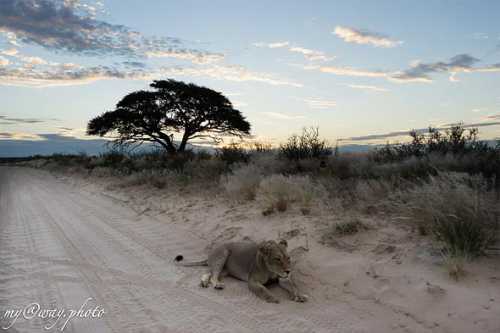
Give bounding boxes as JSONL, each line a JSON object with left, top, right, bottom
{"left": 87, "top": 79, "right": 251, "bottom": 153}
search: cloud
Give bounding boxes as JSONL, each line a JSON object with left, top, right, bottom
{"left": 0, "top": 115, "right": 47, "bottom": 123}
{"left": 0, "top": 56, "right": 9, "bottom": 66}
{"left": 473, "top": 63, "right": 500, "bottom": 73}
{"left": 254, "top": 41, "right": 334, "bottom": 62}
{"left": 346, "top": 84, "right": 389, "bottom": 92}
{"left": 306, "top": 54, "right": 500, "bottom": 83}
{"left": 470, "top": 32, "right": 489, "bottom": 40}
{"left": 253, "top": 41, "right": 290, "bottom": 48}
{"left": 301, "top": 98, "right": 336, "bottom": 109}
{"left": 341, "top": 121, "right": 500, "bottom": 142}
{"left": 122, "top": 61, "right": 146, "bottom": 68}
{"left": 0, "top": 0, "right": 220, "bottom": 62}
{"left": 260, "top": 112, "right": 305, "bottom": 120}
{"left": 333, "top": 26, "right": 402, "bottom": 48}
{"left": 305, "top": 64, "right": 388, "bottom": 77}
{"left": 288, "top": 47, "right": 334, "bottom": 62}
{"left": 0, "top": 131, "right": 44, "bottom": 140}
{"left": 22, "top": 56, "right": 48, "bottom": 66}
{"left": 0, "top": 63, "right": 153, "bottom": 87}
{"left": 1, "top": 48, "right": 18, "bottom": 56}
{"left": 0, "top": 0, "right": 137, "bottom": 55}
{"left": 232, "top": 101, "right": 248, "bottom": 108}
{"left": 391, "top": 54, "right": 482, "bottom": 82}
{"left": 145, "top": 49, "right": 224, "bottom": 64}
{"left": 485, "top": 113, "right": 500, "bottom": 120}
{"left": 161, "top": 65, "right": 303, "bottom": 87}
{"left": 1, "top": 48, "right": 51, "bottom": 67}
{"left": 0, "top": 60, "right": 303, "bottom": 88}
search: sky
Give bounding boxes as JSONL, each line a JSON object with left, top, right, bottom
{"left": 1, "top": 0, "right": 500, "bottom": 156}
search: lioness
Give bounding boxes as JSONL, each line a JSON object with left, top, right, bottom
{"left": 175, "top": 239, "right": 308, "bottom": 303}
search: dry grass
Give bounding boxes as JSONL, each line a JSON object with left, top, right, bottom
{"left": 392, "top": 173, "right": 499, "bottom": 259}
{"left": 221, "top": 163, "right": 263, "bottom": 201}
{"left": 257, "top": 174, "right": 323, "bottom": 215}
{"left": 443, "top": 255, "right": 467, "bottom": 281}
{"left": 334, "top": 218, "right": 367, "bottom": 235}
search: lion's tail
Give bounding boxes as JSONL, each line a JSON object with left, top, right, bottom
{"left": 174, "top": 255, "right": 208, "bottom": 267}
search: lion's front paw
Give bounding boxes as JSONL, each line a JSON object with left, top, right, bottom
{"left": 292, "top": 294, "right": 308, "bottom": 303}
{"left": 200, "top": 274, "right": 210, "bottom": 288}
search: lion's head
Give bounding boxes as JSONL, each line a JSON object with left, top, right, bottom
{"left": 258, "top": 240, "right": 291, "bottom": 279}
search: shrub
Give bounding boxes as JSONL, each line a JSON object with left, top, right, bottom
{"left": 257, "top": 174, "right": 322, "bottom": 214}
{"left": 280, "top": 127, "right": 332, "bottom": 160}
{"left": 250, "top": 151, "right": 290, "bottom": 175}
{"left": 91, "top": 166, "right": 115, "bottom": 177}
{"left": 392, "top": 173, "right": 499, "bottom": 259}
{"left": 195, "top": 150, "right": 213, "bottom": 160}
{"left": 248, "top": 141, "right": 273, "bottom": 153}
{"left": 166, "top": 151, "right": 194, "bottom": 171}
{"left": 371, "top": 125, "right": 500, "bottom": 175}
{"left": 335, "top": 219, "right": 366, "bottom": 235}
{"left": 184, "top": 158, "right": 226, "bottom": 182}
{"left": 443, "top": 255, "right": 466, "bottom": 281}
{"left": 371, "top": 157, "right": 438, "bottom": 180}
{"left": 217, "top": 142, "right": 249, "bottom": 165}
{"left": 117, "top": 169, "right": 186, "bottom": 189}
{"left": 221, "top": 163, "right": 263, "bottom": 201}
{"left": 47, "top": 153, "right": 91, "bottom": 169}
{"left": 97, "top": 150, "right": 127, "bottom": 167}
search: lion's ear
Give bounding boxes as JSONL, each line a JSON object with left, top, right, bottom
{"left": 278, "top": 239, "right": 288, "bottom": 248}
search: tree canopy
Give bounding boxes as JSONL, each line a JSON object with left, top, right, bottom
{"left": 87, "top": 79, "right": 251, "bottom": 153}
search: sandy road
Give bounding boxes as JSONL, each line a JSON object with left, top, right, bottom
{"left": 1, "top": 166, "right": 379, "bottom": 333}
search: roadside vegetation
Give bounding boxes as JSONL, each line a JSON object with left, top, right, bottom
{"left": 19, "top": 124, "right": 500, "bottom": 278}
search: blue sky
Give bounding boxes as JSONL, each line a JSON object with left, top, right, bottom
{"left": 1, "top": 0, "right": 500, "bottom": 155}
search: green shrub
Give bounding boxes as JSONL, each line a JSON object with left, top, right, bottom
{"left": 280, "top": 127, "right": 332, "bottom": 160}
{"left": 217, "top": 142, "right": 249, "bottom": 165}
{"left": 371, "top": 125, "right": 500, "bottom": 182}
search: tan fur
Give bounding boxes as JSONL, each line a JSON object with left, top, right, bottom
{"left": 176, "top": 239, "right": 308, "bottom": 303}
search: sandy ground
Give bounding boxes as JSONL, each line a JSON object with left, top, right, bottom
{"left": 1, "top": 166, "right": 499, "bottom": 333}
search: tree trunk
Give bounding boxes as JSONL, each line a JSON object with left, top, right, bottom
{"left": 165, "top": 143, "right": 177, "bottom": 154}
{"left": 157, "top": 132, "right": 178, "bottom": 154}
{"left": 178, "top": 131, "right": 190, "bottom": 152}
{"left": 155, "top": 140, "right": 176, "bottom": 154}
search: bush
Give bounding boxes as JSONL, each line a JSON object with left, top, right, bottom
{"left": 392, "top": 173, "right": 499, "bottom": 259}
{"left": 91, "top": 166, "right": 115, "bottom": 177}
{"left": 184, "top": 158, "right": 226, "bottom": 182}
{"left": 249, "top": 151, "right": 290, "bottom": 175}
{"left": 221, "top": 163, "right": 263, "bottom": 201}
{"left": 248, "top": 141, "right": 272, "bottom": 153}
{"left": 371, "top": 125, "right": 500, "bottom": 180}
{"left": 335, "top": 219, "right": 366, "bottom": 235}
{"left": 117, "top": 169, "right": 188, "bottom": 189}
{"left": 280, "top": 127, "right": 332, "bottom": 160}
{"left": 257, "top": 174, "right": 322, "bottom": 214}
{"left": 217, "top": 142, "right": 249, "bottom": 165}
